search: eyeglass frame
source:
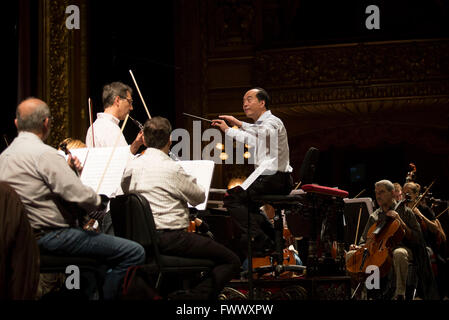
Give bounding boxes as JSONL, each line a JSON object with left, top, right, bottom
{"left": 119, "top": 96, "right": 133, "bottom": 105}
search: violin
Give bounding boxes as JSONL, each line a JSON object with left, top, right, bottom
{"left": 346, "top": 201, "right": 406, "bottom": 278}
{"left": 59, "top": 142, "right": 100, "bottom": 233}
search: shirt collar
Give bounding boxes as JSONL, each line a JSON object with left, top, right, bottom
{"left": 18, "top": 131, "right": 44, "bottom": 144}
{"left": 97, "top": 112, "right": 120, "bottom": 126}
{"left": 255, "top": 110, "right": 272, "bottom": 124}
{"left": 143, "top": 147, "right": 171, "bottom": 160}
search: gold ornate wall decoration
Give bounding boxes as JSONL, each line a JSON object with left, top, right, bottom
{"left": 38, "top": 0, "right": 88, "bottom": 148}
{"left": 253, "top": 39, "right": 449, "bottom": 113}
{"left": 209, "top": 0, "right": 257, "bottom": 52}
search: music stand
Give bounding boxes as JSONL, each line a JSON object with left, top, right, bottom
{"left": 343, "top": 197, "right": 374, "bottom": 249}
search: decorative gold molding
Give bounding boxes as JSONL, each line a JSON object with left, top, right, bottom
{"left": 38, "top": 0, "right": 87, "bottom": 148}
{"left": 254, "top": 39, "right": 449, "bottom": 110}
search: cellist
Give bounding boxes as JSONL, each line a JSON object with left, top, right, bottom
{"left": 349, "top": 180, "right": 422, "bottom": 299}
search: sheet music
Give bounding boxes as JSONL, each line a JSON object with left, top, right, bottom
{"left": 69, "top": 147, "right": 131, "bottom": 197}
{"left": 179, "top": 160, "right": 215, "bottom": 210}
{"left": 343, "top": 197, "right": 374, "bottom": 216}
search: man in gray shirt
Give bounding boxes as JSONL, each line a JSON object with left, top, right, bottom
{"left": 0, "top": 98, "right": 145, "bottom": 299}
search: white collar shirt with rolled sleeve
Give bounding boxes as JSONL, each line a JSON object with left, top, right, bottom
{"left": 225, "top": 110, "right": 292, "bottom": 174}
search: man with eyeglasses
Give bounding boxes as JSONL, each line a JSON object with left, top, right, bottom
{"left": 85, "top": 81, "right": 143, "bottom": 155}
{"left": 85, "top": 82, "right": 144, "bottom": 235}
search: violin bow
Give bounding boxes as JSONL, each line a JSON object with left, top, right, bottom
{"left": 3, "top": 134, "right": 8, "bottom": 147}
{"left": 129, "top": 69, "right": 152, "bottom": 120}
{"left": 88, "top": 97, "right": 95, "bottom": 148}
{"left": 353, "top": 189, "right": 365, "bottom": 245}
{"left": 435, "top": 206, "right": 449, "bottom": 220}
{"left": 411, "top": 180, "right": 436, "bottom": 210}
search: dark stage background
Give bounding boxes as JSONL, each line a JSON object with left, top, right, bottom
{"left": 2, "top": 0, "right": 449, "bottom": 203}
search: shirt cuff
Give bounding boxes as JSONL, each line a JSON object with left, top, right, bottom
{"left": 225, "top": 127, "right": 239, "bottom": 138}
{"left": 241, "top": 121, "right": 250, "bottom": 130}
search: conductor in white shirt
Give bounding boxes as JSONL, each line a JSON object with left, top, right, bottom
{"left": 121, "top": 116, "right": 241, "bottom": 300}
{"left": 85, "top": 81, "right": 144, "bottom": 155}
{"left": 212, "top": 88, "right": 294, "bottom": 256}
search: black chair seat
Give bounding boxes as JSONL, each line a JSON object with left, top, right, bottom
{"left": 110, "top": 192, "right": 214, "bottom": 293}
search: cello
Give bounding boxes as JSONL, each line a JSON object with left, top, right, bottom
{"left": 346, "top": 200, "right": 406, "bottom": 278}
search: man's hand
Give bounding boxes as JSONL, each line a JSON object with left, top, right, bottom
{"left": 218, "top": 115, "right": 242, "bottom": 128}
{"left": 386, "top": 209, "right": 408, "bottom": 233}
{"left": 386, "top": 210, "right": 401, "bottom": 220}
{"left": 130, "top": 131, "right": 144, "bottom": 155}
{"left": 211, "top": 119, "right": 230, "bottom": 132}
{"left": 68, "top": 154, "right": 83, "bottom": 175}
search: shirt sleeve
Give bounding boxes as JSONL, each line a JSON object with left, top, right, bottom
{"left": 172, "top": 165, "right": 205, "bottom": 206}
{"left": 36, "top": 150, "right": 100, "bottom": 212}
{"left": 226, "top": 118, "right": 279, "bottom": 147}
{"left": 401, "top": 206, "right": 422, "bottom": 246}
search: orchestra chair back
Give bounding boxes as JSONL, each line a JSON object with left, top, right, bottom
{"left": 0, "top": 182, "right": 40, "bottom": 300}
{"left": 110, "top": 192, "right": 214, "bottom": 290}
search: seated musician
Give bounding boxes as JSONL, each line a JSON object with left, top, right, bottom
{"left": 211, "top": 88, "right": 293, "bottom": 256}
{"left": 121, "top": 116, "right": 241, "bottom": 300}
{"left": 403, "top": 182, "right": 446, "bottom": 247}
{"left": 393, "top": 182, "right": 403, "bottom": 201}
{"left": 0, "top": 98, "right": 145, "bottom": 300}
{"left": 349, "top": 180, "right": 433, "bottom": 300}
{"left": 85, "top": 82, "right": 145, "bottom": 235}
{"left": 59, "top": 137, "right": 86, "bottom": 150}
{"left": 85, "top": 81, "right": 143, "bottom": 155}
{"left": 403, "top": 182, "right": 447, "bottom": 296}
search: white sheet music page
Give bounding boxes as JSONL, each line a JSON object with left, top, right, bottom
{"left": 179, "top": 160, "right": 215, "bottom": 210}
{"left": 69, "top": 146, "right": 131, "bottom": 197}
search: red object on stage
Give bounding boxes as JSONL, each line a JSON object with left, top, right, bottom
{"left": 301, "top": 184, "right": 348, "bottom": 198}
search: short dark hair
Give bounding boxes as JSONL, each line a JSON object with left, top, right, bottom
{"left": 143, "top": 117, "right": 172, "bottom": 149}
{"left": 102, "top": 82, "right": 133, "bottom": 109}
{"left": 252, "top": 87, "right": 270, "bottom": 109}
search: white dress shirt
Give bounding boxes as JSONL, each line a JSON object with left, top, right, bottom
{"left": 121, "top": 148, "right": 205, "bottom": 230}
{"left": 0, "top": 132, "right": 100, "bottom": 229}
{"left": 225, "top": 110, "right": 292, "bottom": 174}
{"left": 85, "top": 112, "right": 128, "bottom": 148}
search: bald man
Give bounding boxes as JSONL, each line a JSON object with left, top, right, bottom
{"left": 212, "top": 88, "right": 293, "bottom": 257}
{"left": 0, "top": 98, "right": 145, "bottom": 299}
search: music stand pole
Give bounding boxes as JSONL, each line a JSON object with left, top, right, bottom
{"left": 247, "top": 199, "right": 254, "bottom": 300}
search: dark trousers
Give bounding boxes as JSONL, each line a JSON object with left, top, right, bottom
{"left": 223, "top": 171, "right": 293, "bottom": 254}
{"left": 157, "top": 230, "right": 241, "bottom": 298}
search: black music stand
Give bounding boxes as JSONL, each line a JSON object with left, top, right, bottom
{"left": 342, "top": 197, "right": 374, "bottom": 249}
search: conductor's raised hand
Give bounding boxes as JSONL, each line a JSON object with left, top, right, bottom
{"left": 211, "top": 119, "right": 229, "bottom": 132}
{"left": 218, "top": 115, "right": 242, "bottom": 128}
